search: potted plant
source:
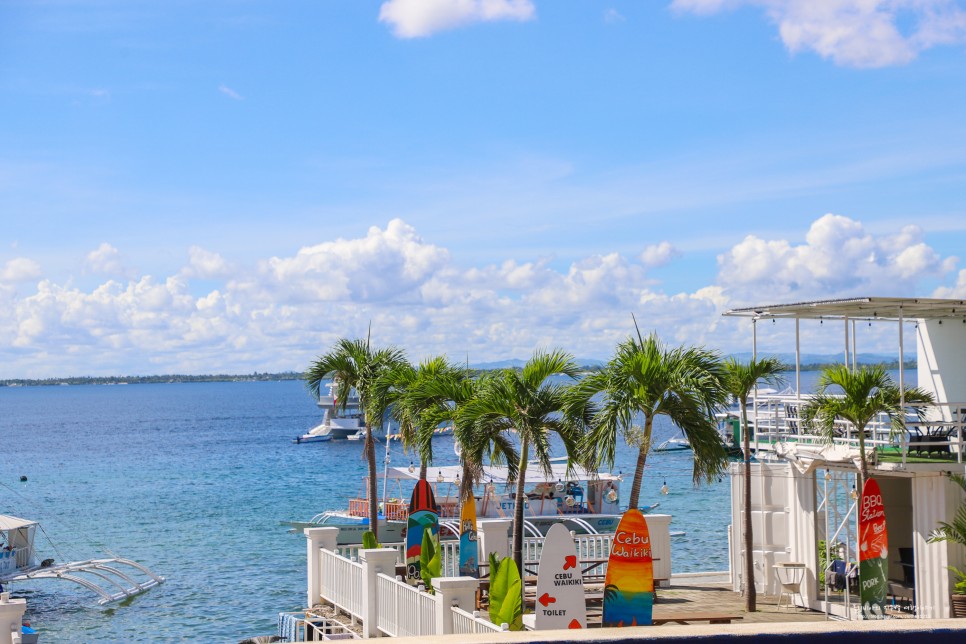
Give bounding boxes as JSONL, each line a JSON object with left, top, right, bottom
{"left": 927, "top": 473, "right": 966, "bottom": 617}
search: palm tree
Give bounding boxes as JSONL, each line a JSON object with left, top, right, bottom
{"left": 577, "top": 332, "right": 729, "bottom": 511}
{"left": 801, "top": 364, "right": 934, "bottom": 486}
{"left": 459, "top": 349, "right": 584, "bottom": 575}
{"left": 383, "top": 356, "right": 464, "bottom": 480}
{"left": 722, "top": 357, "right": 786, "bottom": 613}
{"left": 305, "top": 337, "right": 407, "bottom": 540}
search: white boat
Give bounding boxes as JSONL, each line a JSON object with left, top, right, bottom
{"left": 0, "top": 514, "right": 165, "bottom": 605}
{"left": 284, "top": 461, "right": 659, "bottom": 545}
{"left": 293, "top": 381, "right": 365, "bottom": 443}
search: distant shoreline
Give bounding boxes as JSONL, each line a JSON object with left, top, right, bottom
{"left": 0, "top": 360, "right": 916, "bottom": 388}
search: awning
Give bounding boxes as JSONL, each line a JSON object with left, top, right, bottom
{"left": 0, "top": 515, "right": 38, "bottom": 531}
{"left": 723, "top": 296, "right": 965, "bottom": 322}
{"left": 773, "top": 442, "right": 864, "bottom": 474}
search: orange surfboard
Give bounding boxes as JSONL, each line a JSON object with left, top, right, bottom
{"left": 602, "top": 509, "right": 653, "bottom": 627}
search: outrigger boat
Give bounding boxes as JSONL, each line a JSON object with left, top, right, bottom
{"left": 0, "top": 514, "right": 165, "bottom": 605}
{"left": 283, "top": 461, "right": 658, "bottom": 545}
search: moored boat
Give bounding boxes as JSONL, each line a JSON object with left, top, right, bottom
{"left": 283, "top": 461, "right": 659, "bottom": 544}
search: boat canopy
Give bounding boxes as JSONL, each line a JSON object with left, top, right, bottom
{"left": 0, "top": 515, "right": 37, "bottom": 531}
{"left": 382, "top": 463, "right": 619, "bottom": 484}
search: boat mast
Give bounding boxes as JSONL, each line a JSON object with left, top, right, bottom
{"left": 381, "top": 419, "right": 392, "bottom": 510}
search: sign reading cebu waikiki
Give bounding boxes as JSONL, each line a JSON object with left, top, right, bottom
{"left": 602, "top": 509, "right": 654, "bottom": 627}
{"left": 859, "top": 477, "right": 889, "bottom": 619}
{"left": 534, "top": 522, "right": 587, "bottom": 629}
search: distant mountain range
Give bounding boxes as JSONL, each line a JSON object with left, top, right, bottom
{"left": 471, "top": 353, "right": 911, "bottom": 371}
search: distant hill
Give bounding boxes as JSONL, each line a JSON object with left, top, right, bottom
{"left": 729, "top": 352, "right": 913, "bottom": 368}
{"left": 470, "top": 358, "right": 606, "bottom": 370}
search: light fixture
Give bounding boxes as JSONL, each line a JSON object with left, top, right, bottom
{"left": 850, "top": 485, "right": 858, "bottom": 500}
{"left": 454, "top": 474, "right": 461, "bottom": 488}
{"left": 408, "top": 461, "right": 415, "bottom": 474}
{"left": 660, "top": 480, "right": 669, "bottom": 495}
{"left": 437, "top": 471, "right": 445, "bottom": 484}
{"left": 824, "top": 471, "right": 832, "bottom": 481}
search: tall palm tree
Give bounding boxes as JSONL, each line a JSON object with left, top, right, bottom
{"left": 459, "top": 349, "right": 584, "bottom": 575}
{"left": 577, "top": 332, "right": 729, "bottom": 511}
{"left": 801, "top": 364, "right": 933, "bottom": 486}
{"left": 722, "top": 357, "right": 786, "bottom": 613}
{"left": 305, "top": 337, "right": 407, "bottom": 540}
{"left": 383, "top": 356, "right": 464, "bottom": 480}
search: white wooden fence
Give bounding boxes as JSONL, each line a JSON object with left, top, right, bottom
{"left": 451, "top": 606, "right": 508, "bottom": 634}
{"left": 375, "top": 573, "right": 439, "bottom": 637}
{"left": 319, "top": 549, "right": 364, "bottom": 622}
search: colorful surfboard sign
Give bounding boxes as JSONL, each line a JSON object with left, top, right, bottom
{"left": 458, "top": 497, "right": 479, "bottom": 577}
{"left": 859, "top": 477, "right": 889, "bottom": 619}
{"left": 405, "top": 479, "right": 439, "bottom": 586}
{"left": 534, "top": 523, "right": 587, "bottom": 630}
{"left": 602, "top": 509, "right": 654, "bottom": 627}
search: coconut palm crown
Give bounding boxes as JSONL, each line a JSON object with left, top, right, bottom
{"left": 381, "top": 356, "right": 465, "bottom": 480}
{"left": 721, "top": 356, "right": 786, "bottom": 613}
{"left": 304, "top": 337, "right": 407, "bottom": 540}
{"left": 801, "top": 364, "right": 934, "bottom": 485}
{"left": 458, "top": 349, "right": 585, "bottom": 576}
{"left": 576, "top": 332, "right": 729, "bottom": 511}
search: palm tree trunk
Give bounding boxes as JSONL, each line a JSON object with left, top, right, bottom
{"left": 857, "top": 426, "right": 868, "bottom": 489}
{"left": 512, "top": 439, "right": 530, "bottom": 578}
{"left": 365, "top": 423, "right": 379, "bottom": 541}
{"left": 741, "top": 399, "right": 756, "bottom": 612}
{"left": 419, "top": 460, "right": 428, "bottom": 481}
{"left": 627, "top": 415, "right": 653, "bottom": 509}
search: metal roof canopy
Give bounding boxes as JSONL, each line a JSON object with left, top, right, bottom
{"left": 723, "top": 296, "right": 966, "bottom": 321}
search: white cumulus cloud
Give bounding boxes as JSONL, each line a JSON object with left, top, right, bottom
{"left": 640, "top": 242, "right": 680, "bottom": 268}
{"left": 0, "top": 215, "right": 958, "bottom": 378}
{"left": 0, "top": 257, "right": 42, "bottom": 283}
{"left": 717, "top": 213, "right": 954, "bottom": 304}
{"left": 379, "top": 0, "right": 535, "bottom": 38}
{"left": 84, "top": 242, "right": 135, "bottom": 278}
{"left": 671, "top": 0, "right": 966, "bottom": 68}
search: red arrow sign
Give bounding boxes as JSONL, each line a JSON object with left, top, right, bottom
{"left": 563, "top": 555, "right": 577, "bottom": 570}
{"left": 568, "top": 619, "right": 582, "bottom": 629}
{"left": 538, "top": 593, "right": 557, "bottom": 607}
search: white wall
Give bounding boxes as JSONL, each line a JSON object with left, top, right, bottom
{"left": 917, "top": 319, "right": 966, "bottom": 419}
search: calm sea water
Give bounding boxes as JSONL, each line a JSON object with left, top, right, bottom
{"left": 0, "top": 369, "right": 877, "bottom": 642}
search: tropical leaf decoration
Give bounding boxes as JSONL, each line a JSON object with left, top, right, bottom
{"left": 420, "top": 528, "right": 442, "bottom": 593}
{"left": 487, "top": 552, "right": 523, "bottom": 630}
{"left": 361, "top": 530, "right": 381, "bottom": 550}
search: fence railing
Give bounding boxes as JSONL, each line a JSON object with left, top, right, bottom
{"left": 376, "top": 573, "right": 438, "bottom": 637}
{"left": 319, "top": 549, "right": 364, "bottom": 621}
{"left": 452, "top": 606, "right": 508, "bottom": 634}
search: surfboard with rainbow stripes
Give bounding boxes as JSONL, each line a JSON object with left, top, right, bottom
{"left": 602, "top": 509, "right": 654, "bottom": 627}
{"left": 405, "top": 479, "right": 438, "bottom": 586}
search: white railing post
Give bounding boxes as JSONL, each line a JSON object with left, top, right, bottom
{"left": 434, "top": 577, "right": 479, "bottom": 635}
{"left": 360, "top": 548, "right": 398, "bottom": 639}
{"left": 0, "top": 593, "right": 26, "bottom": 644}
{"left": 477, "top": 519, "right": 511, "bottom": 563}
{"left": 305, "top": 527, "right": 339, "bottom": 608}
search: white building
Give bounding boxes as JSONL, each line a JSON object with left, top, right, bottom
{"left": 722, "top": 297, "right": 966, "bottom": 619}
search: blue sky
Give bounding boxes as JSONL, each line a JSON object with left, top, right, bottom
{"left": 2, "top": 0, "right": 966, "bottom": 377}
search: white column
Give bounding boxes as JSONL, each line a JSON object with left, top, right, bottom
{"left": 360, "top": 548, "right": 399, "bottom": 639}
{"left": 0, "top": 593, "right": 26, "bottom": 644}
{"left": 477, "top": 519, "right": 511, "bottom": 563}
{"left": 434, "top": 577, "right": 480, "bottom": 635}
{"left": 305, "top": 527, "right": 339, "bottom": 608}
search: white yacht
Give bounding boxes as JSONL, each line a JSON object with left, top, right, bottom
{"left": 293, "top": 382, "right": 365, "bottom": 443}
